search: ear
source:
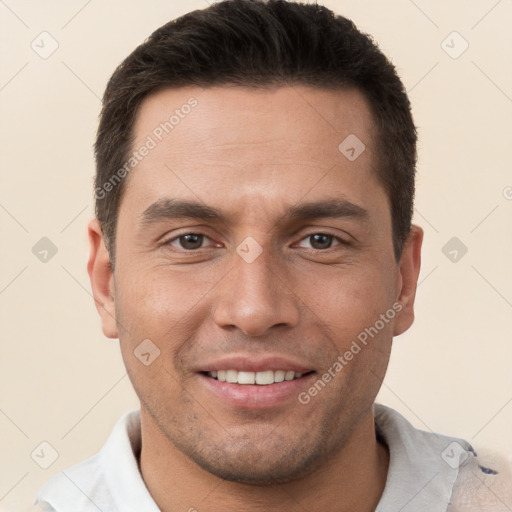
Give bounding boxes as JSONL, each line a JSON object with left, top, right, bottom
{"left": 87, "top": 219, "right": 118, "bottom": 339}
{"left": 393, "top": 225, "right": 423, "bottom": 336}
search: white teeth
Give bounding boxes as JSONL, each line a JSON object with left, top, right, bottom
{"left": 274, "top": 370, "right": 285, "bottom": 383}
{"left": 207, "top": 369, "right": 306, "bottom": 385}
{"left": 255, "top": 370, "right": 274, "bottom": 385}
{"left": 237, "top": 371, "right": 255, "bottom": 385}
{"left": 226, "top": 369, "right": 238, "bottom": 383}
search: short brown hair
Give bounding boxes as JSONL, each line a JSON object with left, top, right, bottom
{"left": 94, "top": 0, "right": 416, "bottom": 265}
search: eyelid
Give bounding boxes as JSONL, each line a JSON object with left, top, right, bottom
{"left": 164, "top": 231, "right": 223, "bottom": 250}
{"left": 293, "top": 229, "right": 351, "bottom": 247}
{"left": 295, "top": 233, "right": 344, "bottom": 249}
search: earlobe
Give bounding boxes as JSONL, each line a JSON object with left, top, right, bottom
{"left": 393, "top": 225, "right": 423, "bottom": 337}
{"left": 87, "top": 219, "right": 119, "bottom": 339}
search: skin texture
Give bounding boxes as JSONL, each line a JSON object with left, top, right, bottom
{"left": 88, "top": 85, "right": 423, "bottom": 512}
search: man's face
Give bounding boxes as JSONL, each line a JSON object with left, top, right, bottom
{"left": 91, "top": 85, "right": 419, "bottom": 484}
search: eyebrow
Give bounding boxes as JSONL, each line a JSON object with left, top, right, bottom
{"left": 282, "top": 198, "right": 369, "bottom": 223}
{"left": 140, "top": 198, "right": 227, "bottom": 226}
{"left": 139, "top": 197, "right": 369, "bottom": 227}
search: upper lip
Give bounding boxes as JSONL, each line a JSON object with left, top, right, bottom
{"left": 197, "top": 355, "right": 314, "bottom": 374}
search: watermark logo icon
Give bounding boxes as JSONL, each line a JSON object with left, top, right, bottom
{"left": 32, "top": 237, "right": 58, "bottom": 263}
{"left": 441, "top": 31, "right": 469, "bottom": 60}
{"left": 441, "top": 441, "right": 469, "bottom": 469}
{"left": 31, "top": 441, "right": 59, "bottom": 469}
{"left": 31, "top": 31, "right": 59, "bottom": 59}
{"left": 442, "top": 237, "right": 468, "bottom": 263}
{"left": 338, "top": 134, "right": 366, "bottom": 161}
{"left": 236, "top": 237, "right": 263, "bottom": 263}
{"left": 134, "top": 339, "right": 161, "bottom": 366}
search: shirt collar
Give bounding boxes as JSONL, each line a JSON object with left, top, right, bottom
{"left": 39, "top": 405, "right": 470, "bottom": 511}
{"left": 113, "top": 405, "right": 469, "bottom": 511}
{"left": 99, "top": 409, "right": 160, "bottom": 512}
{"left": 374, "top": 403, "right": 470, "bottom": 511}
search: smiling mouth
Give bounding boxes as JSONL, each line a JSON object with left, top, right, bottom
{"left": 204, "top": 369, "right": 314, "bottom": 385}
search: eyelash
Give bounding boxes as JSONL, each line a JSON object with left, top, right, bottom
{"left": 165, "top": 232, "right": 348, "bottom": 251}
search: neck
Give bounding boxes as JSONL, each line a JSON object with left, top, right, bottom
{"left": 139, "top": 407, "right": 389, "bottom": 512}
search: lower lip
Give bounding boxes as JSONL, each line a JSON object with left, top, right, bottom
{"left": 198, "top": 373, "right": 315, "bottom": 409}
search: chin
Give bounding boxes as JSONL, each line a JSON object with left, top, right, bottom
{"left": 168, "top": 425, "right": 333, "bottom": 486}
{"left": 190, "top": 446, "right": 324, "bottom": 486}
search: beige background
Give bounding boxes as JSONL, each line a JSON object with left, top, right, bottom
{"left": 1, "top": 0, "right": 511, "bottom": 510}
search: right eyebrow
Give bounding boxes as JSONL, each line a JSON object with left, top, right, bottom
{"left": 139, "top": 198, "right": 228, "bottom": 227}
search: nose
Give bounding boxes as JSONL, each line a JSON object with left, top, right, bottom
{"left": 212, "top": 247, "right": 301, "bottom": 337}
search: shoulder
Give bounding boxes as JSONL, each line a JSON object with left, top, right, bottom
{"left": 374, "top": 404, "right": 511, "bottom": 511}
{"left": 34, "top": 451, "right": 114, "bottom": 512}
{"left": 34, "top": 410, "right": 142, "bottom": 512}
{"left": 449, "top": 448, "right": 512, "bottom": 511}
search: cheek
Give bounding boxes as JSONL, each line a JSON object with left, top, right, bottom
{"left": 300, "top": 266, "right": 397, "bottom": 394}
{"left": 113, "top": 271, "right": 205, "bottom": 403}
{"left": 114, "top": 267, "right": 217, "bottom": 351}
{"left": 302, "top": 263, "right": 398, "bottom": 335}
{"left": 310, "top": 271, "right": 396, "bottom": 401}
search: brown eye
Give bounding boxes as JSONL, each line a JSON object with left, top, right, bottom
{"left": 306, "top": 233, "right": 335, "bottom": 250}
{"left": 173, "top": 234, "right": 205, "bottom": 250}
{"left": 313, "top": 234, "right": 332, "bottom": 249}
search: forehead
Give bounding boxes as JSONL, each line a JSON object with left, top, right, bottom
{"left": 121, "top": 85, "right": 385, "bottom": 220}
{"left": 133, "top": 84, "right": 375, "bottom": 158}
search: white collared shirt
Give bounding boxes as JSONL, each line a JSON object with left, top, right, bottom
{"left": 34, "top": 404, "right": 511, "bottom": 511}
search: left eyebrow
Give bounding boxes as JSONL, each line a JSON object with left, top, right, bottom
{"left": 280, "top": 198, "right": 369, "bottom": 223}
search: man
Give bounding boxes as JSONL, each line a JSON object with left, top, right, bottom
{"left": 34, "top": 1, "right": 511, "bottom": 510}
